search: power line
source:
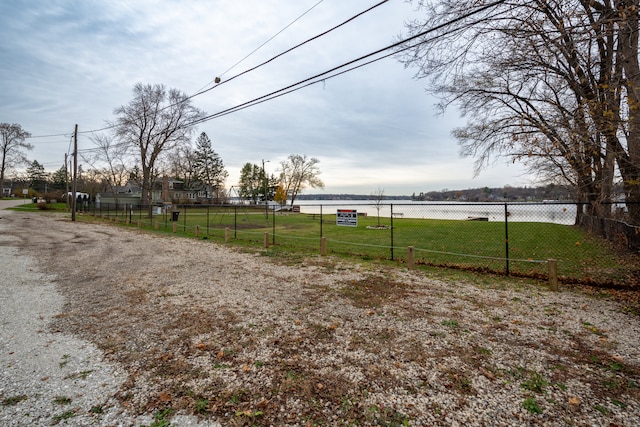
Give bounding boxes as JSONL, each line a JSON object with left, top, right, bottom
{"left": 189, "top": 0, "right": 389, "bottom": 100}
{"left": 27, "top": 0, "right": 504, "bottom": 142}
{"left": 187, "top": 0, "right": 507, "bottom": 126}
{"left": 195, "top": 0, "right": 326, "bottom": 94}
{"left": 28, "top": 0, "right": 388, "bottom": 139}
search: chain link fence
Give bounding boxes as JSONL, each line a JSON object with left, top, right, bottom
{"left": 92, "top": 201, "right": 639, "bottom": 287}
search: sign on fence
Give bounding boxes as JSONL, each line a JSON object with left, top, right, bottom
{"left": 337, "top": 209, "right": 358, "bottom": 227}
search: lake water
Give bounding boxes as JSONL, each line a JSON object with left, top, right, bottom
{"left": 292, "top": 200, "right": 578, "bottom": 225}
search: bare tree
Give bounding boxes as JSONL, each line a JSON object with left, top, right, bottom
{"left": 399, "top": 0, "right": 640, "bottom": 224}
{"left": 0, "top": 123, "right": 32, "bottom": 197}
{"left": 279, "top": 154, "right": 324, "bottom": 207}
{"left": 84, "top": 133, "right": 130, "bottom": 205}
{"left": 112, "top": 83, "right": 204, "bottom": 215}
{"left": 371, "top": 186, "right": 385, "bottom": 227}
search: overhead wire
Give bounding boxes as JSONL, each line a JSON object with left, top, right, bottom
{"left": 27, "top": 1, "right": 332, "bottom": 140}
{"left": 194, "top": 0, "right": 326, "bottom": 92}
{"left": 28, "top": 0, "right": 505, "bottom": 147}
{"left": 186, "top": 0, "right": 507, "bottom": 126}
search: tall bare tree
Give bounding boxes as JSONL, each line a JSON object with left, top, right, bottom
{"left": 0, "top": 123, "right": 32, "bottom": 197}
{"left": 279, "top": 154, "right": 324, "bottom": 207}
{"left": 85, "top": 133, "right": 130, "bottom": 205}
{"left": 399, "top": 0, "right": 640, "bottom": 224}
{"left": 112, "top": 83, "right": 204, "bottom": 214}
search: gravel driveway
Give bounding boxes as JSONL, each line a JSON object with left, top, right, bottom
{"left": 1, "top": 205, "right": 639, "bottom": 426}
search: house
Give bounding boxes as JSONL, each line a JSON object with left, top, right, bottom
{"left": 96, "top": 176, "right": 212, "bottom": 208}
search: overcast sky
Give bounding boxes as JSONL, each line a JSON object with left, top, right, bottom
{"left": 0, "top": 0, "right": 534, "bottom": 196}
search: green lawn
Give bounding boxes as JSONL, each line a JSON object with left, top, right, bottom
{"left": 130, "top": 208, "right": 632, "bottom": 284}
{"left": 12, "top": 203, "right": 635, "bottom": 285}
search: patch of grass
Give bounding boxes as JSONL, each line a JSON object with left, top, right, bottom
{"left": 2, "top": 395, "right": 27, "bottom": 406}
{"left": 52, "top": 410, "right": 76, "bottom": 422}
{"left": 195, "top": 399, "right": 209, "bottom": 414}
{"left": 441, "top": 319, "right": 459, "bottom": 328}
{"left": 149, "top": 408, "right": 174, "bottom": 427}
{"left": 64, "top": 370, "right": 93, "bottom": 380}
{"left": 59, "top": 354, "right": 70, "bottom": 368}
{"left": 594, "top": 404, "right": 610, "bottom": 414}
{"left": 521, "top": 371, "right": 549, "bottom": 394}
{"left": 522, "top": 397, "right": 542, "bottom": 414}
{"left": 53, "top": 396, "right": 72, "bottom": 405}
{"left": 90, "top": 404, "right": 104, "bottom": 414}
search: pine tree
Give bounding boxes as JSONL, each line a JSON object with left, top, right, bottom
{"left": 192, "top": 132, "right": 228, "bottom": 201}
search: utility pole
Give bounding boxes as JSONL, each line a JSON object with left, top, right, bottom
{"left": 72, "top": 124, "right": 78, "bottom": 222}
{"left": 64, "top": 153, "right": 69, "bottom": 211}
{"left": 262, "top": 159, "right": 269, "bottom": 219}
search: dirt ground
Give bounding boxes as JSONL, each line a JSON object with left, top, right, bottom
{"left": 1, "top": 209, "right": 640, "bottom": 426}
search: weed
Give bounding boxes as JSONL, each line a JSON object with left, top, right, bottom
{"left": 195, "top": 399, "right": 208, "bottom": 414}
{"left": 521, "top": 371, "right": 549, "bottom": 394}
{"left": 522, "top": 397, "right": 542, "bottom": 414}
{"left": 594, "top": 404, "right": 610, "bottom": 414}
{"left": 150, "top": 408, "right": 174, "bottom": 427}
{"left": 612, "top": 399, "right": 626, "bottom": 408}
{"left": 53, "top": 396, "right": 72, "bottom": 405}
{"left": 474, "top": 346, "right": 492, "bottom": 356}
{"left": 441, "top": 319, "right": 459, "bottom": 328}
{"left": 90, "top": 404, "right": 104, "bottom": 414}
{"left": 254, "top": 360, "right": 264, "bottom": 368}
{"left": 2, "top": 395, "right": 27, "bottom": 406}
{"left": 59, "top": 354, "right": 70, "bottom": 368}
{"left": 65, "top": 370, "right": 93, "bottom": 380}
{"left": 52, "top": 410, "right": 76, "bottom": 422}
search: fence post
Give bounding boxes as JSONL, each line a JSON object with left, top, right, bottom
{"left": 225, "top": 227, "right": 230, "bottom": 242}
{"left": 195, "top": 224, "right": 200, "bottom": 238}
{"left": 407, "top": 246, "right": 415, "bottom": 270}
{"left": 173, "top": 222, "right": 177, "bottom": 233}
{"left": 264, "top": 232, "right": 269, "bottom": 248}
{"left": 548, "top": 259, "right": 559, "bottom": 291}
{"left": 321, "top": 236, "right": 327, "bottom": 256}
{"left": 137, "top": 220, "right": 142, "bottom": 228}
{"left": 390, "top": 204, "right": 394, "bottom": 260}
{"left": 504, "top": 203, "right": 510, "bottom": 276}
{"left": 154, "top": 220, "right": 159, "bottom": 230}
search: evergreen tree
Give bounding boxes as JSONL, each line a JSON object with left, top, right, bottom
{"left": 26, "top": 160, "right": 48, "bottom": 192}
{"left": 50, "top": 165, "right": 69, "bottom": 191}
{"left": 192, "top": 132, "right": 228, "bottom": 200}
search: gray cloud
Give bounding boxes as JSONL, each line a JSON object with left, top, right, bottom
{"left": 0, "top": 0, "right": 535, "bottom": 194}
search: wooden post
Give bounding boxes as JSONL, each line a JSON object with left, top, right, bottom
{"left": 407, "top": 246, "right": 415, "bottom": 270}
{"left": 548, "top": 259, "right": 559, "bottom": 291}
{"left": 264, "top": 232, "right": 269, "bottom": 248}
{"left": 225, "top": 227, "right": 230, "bottom": 243}
{"left": 320, "top": 237, "right": 327, "bottom": 256}
{"left": 173, "top": 222, "right": 177, "bottom": 233}
{"left": 195, "top": 225, "right": 200, "bottom": 238}
{"left": 137, "top": 220, "right": 142, "bottom": 228}
{"left": 154, "top": 220, "right": 159, "bottom": 230}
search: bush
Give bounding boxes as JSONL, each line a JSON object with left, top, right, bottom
{"left": 37, "top": 202, "right": 50, "bottom": 210}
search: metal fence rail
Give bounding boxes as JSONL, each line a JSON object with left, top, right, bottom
{"left": 91, "top": 201, "right": 639, "bottom": 287}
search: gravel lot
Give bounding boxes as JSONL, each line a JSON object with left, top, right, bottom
{"left": 1, "top": 205, "right": 639, "bottom": 426}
